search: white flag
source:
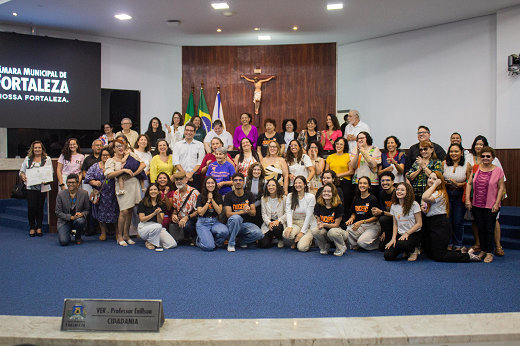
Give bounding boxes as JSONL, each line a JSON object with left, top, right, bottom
{"left": 211, "top": 90, "right": 226, "bottom": 129}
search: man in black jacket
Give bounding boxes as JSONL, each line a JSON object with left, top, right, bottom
{"left": 405, "top": 125, "right": 446, "bottom": 173}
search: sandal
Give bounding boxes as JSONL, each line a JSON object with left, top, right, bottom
{"left": 36, "top": 229, "right": 43, "bottom": 237}
{"left": 484, "top": 253, "right": 494, "bottom": 263}
{"left": 99, "top": 234, "right": 106, "bottom": 241}
{"left": 477, "top": 251, "right": 487, "bottom": 261}
{"left": 124, "top": 238, "right": 135, "bottom": 245}
{"left": 145, "top": 241, "right": 155, "bottom": 250}
{"left": 29, "top": 229, "right": 36, "bottom": 237}
{"left": 495, "top": 246, "right": 505, "bottom": 257}
{"left": 117, "top": 240, "right": 128, "bottom": 247}
{"left": 471, "top": 244, "right": 481, "bottom": 252}
{"left": 408, "top": 247, "right": 420, "bottom": 262}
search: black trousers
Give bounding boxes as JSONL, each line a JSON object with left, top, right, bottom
{"left": 339, "top": 179, "right": 354, "bottom": 211}
{"left": 423, "top": 214, "right": 469, "bottom": 263}
{"left": 378, "top": 215, "right": 394, "bottom": 252}
{"left": 26, "top": 190, "right": 47, "bottom": 230}
{"left": 384, "top": 232, "right": 421, "bottom": 261}
{"left": 472, "top": 206, "right": 499, "bottom": 253}
{"left": 258, "top": 223, "right": 284, "bottom": 248}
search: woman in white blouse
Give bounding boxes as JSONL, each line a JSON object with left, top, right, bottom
{"left": 259, "top": 179, "right": 287, "bottom": 248}
{"left": 285, "top": 139, "right": 315, "bottom": 193}
{"left": 283, "top": 176, "right": 317, "bottom": 252}
{"left": 165, "top": 111, "right": 185, "bottom": 149}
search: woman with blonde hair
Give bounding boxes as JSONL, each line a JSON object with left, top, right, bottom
{"left": 261, "top": 141, "right": 289, "bottom": 195}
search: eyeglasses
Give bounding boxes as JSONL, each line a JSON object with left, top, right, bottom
{"left": 481, "top": 154, "right": 492, "bottom": 158}
{"left": 419, "top": 148, "right": 431, "bottom": 152}
{"left": 417, "top": 131, "right": 429, "bottom": 135}
{"left": 309, "top": 146, "right": 318, "bottom": 150}
{"left": 233, "top": 178, "right": 244, "bottom": 182}
{"left": 66, "top": 181, "right": 78, "bottom": 185}
{"left": 122, "top": 122, "right": 131, "bottom": 125}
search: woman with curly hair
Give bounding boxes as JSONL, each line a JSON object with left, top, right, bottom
{"left": 57, "top": 138, "right": 84, "bottom": 190}
{"left": 383, "top": 183, "right": 422, "bottom": 261}
{"left": 285, "top": 139, "right": 315, "bottom": 193}
{"left": 245, "top": 162, "right": 266, "bottom": 227}
{"left": 321, "top": 114, "right": 342, "bottom": 152}
{"left": 234, "top": 138, "right": 260, "bottom": 176}
{"left": 423, "top": 171, "right": 480, "bottom": 262}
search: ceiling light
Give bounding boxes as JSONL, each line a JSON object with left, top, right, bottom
{"left": 293, "top": 26, "right": 298, "bottom": 30}
{"left": 221, "top": 10, "right": 236, "bottom": 17}
{"left": 114, "top": 14, "right": 132, "bottom": 20}
{"left": 216, "top": 29, "right": 222, "bottom": 32}
{"left": 13, "top": 12, "right": 17, "bottom": 16}
{"left": 211, "top": 3, "right": 229, "bottom": 9}
{"left": 258, "top": 36, "right": 271, "bottom": 40}
{"left": 327, "top": 3, "right": 343, "bottom": 10}
{"left": 254, "top": 28, "right": 260, "bottom": 31}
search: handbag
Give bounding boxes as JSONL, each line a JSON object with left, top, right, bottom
{"left": 89, "top": 179, "right": 105, "bottom": 205}
{"left": 11, "top": 175, "right": 27, "bottom": 199}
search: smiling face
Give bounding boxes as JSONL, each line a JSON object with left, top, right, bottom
{"left": 69, "top": 140, "right": 78, "bottom": 153}
{"left": 138, "top": 136, "right": 148, "bottom": 149}
{"left": 450, "top": 133, "right": 461, "bottom": 145}
{"left": 289, "top": 141, "right": 300, "bottom": 153}
{"left": 395, "top": 184, "right": 407, "bottom": 199}
{"left": 380, "top": 175, "right": 394, "bottom": 191}
{"left": 322, "top": 186, "right": 332, "bottom": 201}
{"left": 417, "top": 127, "right": 430, "bottom": 142}
{"left": 386, "top": 138, "right": 397, "bottom": 152}
{"left": 214, "top": 124, "right": 223, "bottom": 135}
{"left": 252, "top": 165, "right": 262, "bottom": 178}
{"left": 211, "top": 138, "right": 222, "bottom": 152}
{"left": 268, "top": 142, "right": 278, "bottom": 156}
{"left": 215, "top": 151, "right": 226, "bottom": 163}
{"left": 335, "top": 139, "right": 345, "bottom": 153}
{"left": 474, "top": 140, "right": 484, "bottom": 154}
{"left": 175, "top": 176, "right": 187, "bottom": 189}
{"left": 157, "top": 140, "right": 168, "bottom": 153}
{"left": 420, "top": 145, "right": 433, "bottom": 158}
{"left": 100, "top": 149, "right": 111, "bottom": 163}
{"left": 449, "top": 145, "right": 462, "bottom": 162}
{"left": 114, "top": 142, "right": 125, "bottom": 156}
{"left": 357, "top": 134, "right": 367, "bottom": 147}
{"left": 322, "top": 172, "right": 333, "bottom": 185}
{"left": 151, "top": 119, "right": 159, "bottom": 129}
{"left": 481, "top": 151, "right": 493, "bottom": 165}
{"left": 294, "top": 177, "right": 305, "bottom": 192}
{"left": 121, "top": 119, "right": 132, "bottom": 131}
{"left": 184, "top": 125, "right": 195, "bottom": 140}
{"left": 285, "top": 121, "right": 294, "bottom": 133}
{"left": 326, "top": 115, "right": 333, "bottom": 128}
{"left": 206, "top": 178, "right": 216, "bottom": 192}
{"left": 156, "top": 173, "right": 168, "bottom": 187}
{"left": 173, "top": 114, "right": 182, "bottom": 126}
{"left": 192, "top": 117, "right": 201, "bottom": 128}
{"left": 307, "top": 119, "right": 316, "bottom": 131}
{"left": 148, "top": 185, "right": 159, "bottom": 198}
{"left": 104, "top": 124, "right": 113, "bottom": 134}
{"left": 265, "top": 122, "right": 275, "bottom": 132}
{"left": 33, "top": 143, "right": 42, "bottom": 156}
{"left": 358, "top": 178, "right": 369, "bottom": 192}
{"left": 427, "top": 172, "right": 438, "bottom": 187}
{"left": 267, "top": 180, "right": 277, "bottom": 195}
{"left": 241, "top": 138, "right": 252, "bottom": 152}
{"left": 241, "top": 113, "right": 251, "bottom": 125}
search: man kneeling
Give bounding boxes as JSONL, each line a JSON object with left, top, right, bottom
{"left": 56, "top": 173, "right": 90, "bottom": 246}
{"left": 224, "top": 173, "right": 264, "bottom": 252}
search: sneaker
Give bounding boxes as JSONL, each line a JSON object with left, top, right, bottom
{"left": 320, "top": 243, "right": 331, "bottom": 255}
{"left": 227, "top": 245, "right": 235, "bottom": 252}
{"left": 155, "top": 247, "right": 163, "bottom": 252}
{"left": 333, "top": 244, "right": 346, "bottom": 256}
{"left": 277, "top": 240, "right": 284, "bottom": 248}
{"left": 240, "top": 243, "right": 247, "bottom": 248}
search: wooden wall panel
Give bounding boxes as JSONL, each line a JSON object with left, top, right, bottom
{"left": 495, "top": 149, "right": 519, "bottom": 207}
{"left": 182, "top": 43, "right": 336, "bottom": 133}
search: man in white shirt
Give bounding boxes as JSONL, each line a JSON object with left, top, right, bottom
{"left": 203, "top": 120, "right": 233, "bottom": 153}
{"left": 172, "top": 122, "right": 206, "bottom": 189}
{"left": 115, "top": 118, "right": 139, "bottom": 147}
{"left": 344, "top": 110, "right": 371, "bottom": 154}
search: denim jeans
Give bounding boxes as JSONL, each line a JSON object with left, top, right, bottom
{"left": 447, "top": 189, "right": 465, "bottom": 248}
{"left": 169, "top": 218, "right": 197, "bottom": 241}
{"left": 226, "top": 215, "right": 263, "bottom": 246}
{"left": 196, "top": 217, "right": 229, "bottom": 251}
{"left": 58, "top": 217, "right": 87, "bottom": 246}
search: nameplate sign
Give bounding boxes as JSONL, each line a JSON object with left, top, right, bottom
{"left": 61, "top": 299, "right": 164, "bottom": 332}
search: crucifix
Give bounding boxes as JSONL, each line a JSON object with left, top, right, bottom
{"left": 241, "top": 68, "right": 276, "bottom": 114}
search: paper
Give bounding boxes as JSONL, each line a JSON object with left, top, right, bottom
{"left": 25, "top": 165, "right": 53, "bottom": 186}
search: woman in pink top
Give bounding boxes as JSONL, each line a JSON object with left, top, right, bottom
{"left": 320, "top": 114, "right": 342, "bottom": 152}
{"left": 233, "top": 112, "right": 258, "bottom": 150}
{"left": 465, "top": 146, "right": 505, "bottom": 263}
{"left": 57, "top": 138, "right": 85, "bottom": 190}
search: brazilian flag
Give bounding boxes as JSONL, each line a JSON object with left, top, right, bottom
{"left": 184, "top": 90, "right": 194, "bottom": 125}
{"left": 198, "top": 87, "right": 212, "bottom": 132}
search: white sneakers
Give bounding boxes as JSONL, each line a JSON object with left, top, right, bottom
{"left": 227, "top": 245, "right": 235, "bottom": 252}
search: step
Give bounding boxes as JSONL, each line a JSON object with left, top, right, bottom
{"left": 0, "top": 212, "right": 49, "bottom": 233}
{"left": 464, "top": 224, "right": 520, "bottom": 240}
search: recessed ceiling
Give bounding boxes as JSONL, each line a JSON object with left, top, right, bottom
{"left": 0, "top": 0, "right": 519, "bottom": 46}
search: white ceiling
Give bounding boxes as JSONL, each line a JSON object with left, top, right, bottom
{"left": 1, "top": 0, "right": 520, "bottom": 46}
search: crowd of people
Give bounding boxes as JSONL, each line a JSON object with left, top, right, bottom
{"left": 19, "top": 110, "right": 507, "bottom": 263}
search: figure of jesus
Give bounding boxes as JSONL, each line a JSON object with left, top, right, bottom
{"left": 241, "top": 75, "right": 275, "bottom": 114}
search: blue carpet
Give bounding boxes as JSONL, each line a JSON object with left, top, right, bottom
{"left": 0, "top": 224, "right": 519, "bottom": 320}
